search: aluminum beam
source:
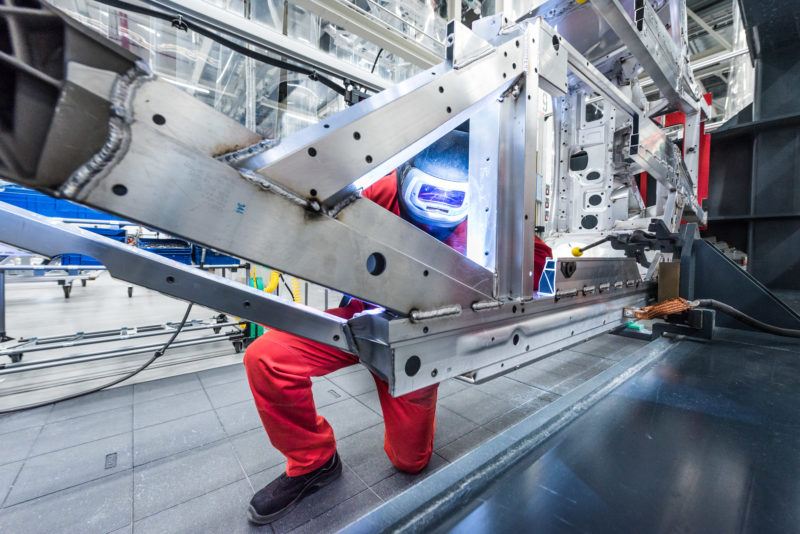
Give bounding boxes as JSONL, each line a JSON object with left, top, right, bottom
{"left": 590, "top": 0, "right": 698, "bottom": 112}
{"left": 292, "top": 0, "right": 443, "bottom": 68}
{"left": 0, "top": 202, "right": 354, "bottom": 351}
{"left": 141, "top": 0, "right": 388, "bottom": 92}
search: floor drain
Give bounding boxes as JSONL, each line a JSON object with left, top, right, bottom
{"left": 105, "top": 452, "right": 118, "bottom": 469}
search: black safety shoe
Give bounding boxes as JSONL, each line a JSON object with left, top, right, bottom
{"left": 247, "top": 451, "right": 342, "bottom": 525}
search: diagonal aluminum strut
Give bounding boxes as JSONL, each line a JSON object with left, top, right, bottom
{"left": 0, "top": 202, "right": 354, "bottom": 352}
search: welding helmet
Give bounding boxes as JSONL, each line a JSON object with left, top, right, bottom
{"left": 399, "top": 130, "right": 469, "bottom": 230}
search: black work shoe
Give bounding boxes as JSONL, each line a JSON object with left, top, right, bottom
{"left": 247, "top": 451, "right": 342, "bottom": 525}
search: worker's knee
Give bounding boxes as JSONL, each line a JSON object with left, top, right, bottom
{"left": 243, "top": 333, "right": 290, "bottom": 377}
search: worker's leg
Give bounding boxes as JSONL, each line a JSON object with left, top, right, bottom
{"left": 243, "top": 308, "right": 359, "bottom": 477}
{"left": 373, "top": 376, "right": 439, "bottom": 473}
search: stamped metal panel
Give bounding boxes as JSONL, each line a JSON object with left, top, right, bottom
{"left": 72, "top": 122, "right": 492, "bottom": 313}
{"left": 0, "top": 202, "right": 353, "bottom": 351}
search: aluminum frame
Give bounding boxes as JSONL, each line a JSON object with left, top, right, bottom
{"left": 0, "top": 2, "right": 707, "bottom": 396}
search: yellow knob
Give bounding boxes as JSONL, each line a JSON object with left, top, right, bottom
{"left": 571, "top": 247, "right": 583, "bottom": 257}
{"left": 577, "top": 0, "right": 588, "bottom": 3}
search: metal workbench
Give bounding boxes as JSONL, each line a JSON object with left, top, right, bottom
{"left": 345, "top": 327, "right": 800, "bottom": 533}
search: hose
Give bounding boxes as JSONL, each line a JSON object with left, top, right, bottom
{"left": 694, "top": 299, "right": 800, "bottom": 339}
{"left": 291, "top": 277, "right": 303, "bottom": 304}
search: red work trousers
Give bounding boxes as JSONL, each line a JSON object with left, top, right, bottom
{"left": 243, "top": 302, "right": 438, "bottom": 477}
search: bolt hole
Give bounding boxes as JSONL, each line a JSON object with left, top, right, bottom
{"left": 405, "top": 356, "right": 421, "bottom": 376}
{"left": 112, "top": 184, "right": 128, "bottom": 196}
{"left": 423, "top": 326, "right": 429, "bottom": 334}
{"left": 513, "top": 334, "right": 520, "bottom": 345}
{"left": 438, "top": 86, "right": 444, "bottom": 93}
{"left": 491, "top": 337, "right": 495, "bottom": 342}
{"left": 353, "top": 131, "right": 361, "bottom": 140}
{"left": 166, "top": 276, "right": 175, "bottom": 284}
{"left": 552, "top": 35, "right": 560, "bottom": 51}
{"left": 515, "top": 40, "right": 520, "bottom": 47}
{"left": 152, "top": 114, "right": 166, "bottom": 125}
{"left": 243, "top": 301, "right": 251, "bottom": 308}
{"left": 512, "top": 305, "right": 517, "bottom": 313}
{"left": 333, "top": 334, "right": 340, "bottom": 341}
{"left": 423, "top": 270, "right": 429, "bottom": 277}
{"left": 502, "top": 72, "right": 507, "bottom": 78}
{"left": 308, "top": 147, "right": 317, "bottom": 157}
{"left": 323, "top": 123, "right": 330, "bottom": 128}
{"left": 446, "top": 106, "right": 452, "bottom": 113}
{"left": 512, "top": 62, "right": 517, "bottom": 69}
{"left": 365, "top": 155, "right": 373, "bottom": 163}
{"left": 526, "top": 344, "right": 530, "bottom": 351}
{"left": 431, "top": 369, "right": 438, "bottom": 377}
{"left": 310, "top": 188, "right": 318, "bottom": 197}
{"left": 366, "top": 252, "right": 386, "bottom": 276}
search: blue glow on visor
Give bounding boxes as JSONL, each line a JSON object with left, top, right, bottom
{"left": 401, "top": 167, "right": 469, "bottom": 228}
{"left": 417, "top": 184, "right": 466, "bottom": 208}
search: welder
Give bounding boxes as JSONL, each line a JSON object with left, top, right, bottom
{"left": 243, "top": 129, "right": 552, "bottom": 524}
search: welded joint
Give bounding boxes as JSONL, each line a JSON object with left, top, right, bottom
{"left": 410, "top": 304, "right": 462, "bottom": 322}
{"left": 61, "top": 60, "right": 154, "bottom": 198}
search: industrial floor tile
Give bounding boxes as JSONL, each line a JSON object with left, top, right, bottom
{"left": 133, "top": 389, "right": 212, "bottom": 429}
{"left": 132, "top": 373, "right": 202, "bottom": 404}
{"left": 438, "top": 388, "right": 519, "bottom": 426}
{"left": 370, "top": 453, "right": 449, "bottom": 501}
{"left": 436, "top": 426, "right": 496, "bottom": 463}
{"left": 196, "top": 363, "right": 249, "bottom": 388}
{"left": 318, "top": 397, "right": 383, "bottom": 440}
{"left": 229, "top": 428, "right": 285, "bottom": 476}
{"left": 288, "top": 489, "right": 383, "bottom": 534}
{"left": 203, "top": 379, "right": 255, "bottom": 409}
{"left": 132, "top": 410, "right": 224, "bottom": 466}
{"left": 132, "top": 440, "right": 245, "bottom": 521}
{"left": 328, "top": 367, "right": 377, "bottom": 397}
{"left": 0, "top": 461, "right": 23, "bottom": 505}
{"left": 133, "top": 478, "right": 258, "bottom": 534}
{"left": 30, "top": 405, "right": 132, "bottom": 456}
{"left": 431, "top": 405, "right": 479, "bottom": 450}
{"left": 310, "top": 377, "right": 349, "bottom": 408}
{"left": 215, "top": 399, "right": 263, "bottom": 436}
{"left": 0, "top": 404, "right": 52, "bottom": 435}
{"left": 336, "top": 423, "right": 395, "bottom": 486}
{"left": 46, "top": 386, "right": 133, "bottom": 423}
{"left": 6, "top": 432, "right": 132, "bottom": 506}
{"left": 0, "top": 426, "right": 40, "bottom": 465}
{"left": 0, "top": 331, "right": 642, "bottom": 533}
{"left": 0, "top": 471, "right": 133, "bottom": 534}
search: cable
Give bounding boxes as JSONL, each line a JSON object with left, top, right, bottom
{"left": 371, "top": 48, "right": 383, "bottom": 73}
{"left": 694, "top": 299, "right": 800, "bottom": 339}
{"left": 85, "top": 0, "right": 347, "bottom": 95}
{"left": 0, "top": 255, "right": 208, "bottom": 413}
{"left": 278, "top": 273, "right": 296, "bottom": 301}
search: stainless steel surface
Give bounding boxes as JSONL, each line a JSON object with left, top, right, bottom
{"left": 0, "top": 203, "right": 353, "bottom": 352}
{"left": 351, "top": 283, "right": 653, "bottom": 396}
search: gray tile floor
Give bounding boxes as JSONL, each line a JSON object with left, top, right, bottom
{"left": 0, "top": 332, "right": 649, "bottom": 533}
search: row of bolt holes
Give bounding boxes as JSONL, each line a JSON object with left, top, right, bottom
{"left": 160, "top": 275, "right": 346, "bottom": 343}
{"left": 405, "top": 304, "right": 540, "bottom": 377}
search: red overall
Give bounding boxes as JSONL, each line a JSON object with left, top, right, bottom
{"left": 244, "top": 172, "right": 552, "bottom": 476}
